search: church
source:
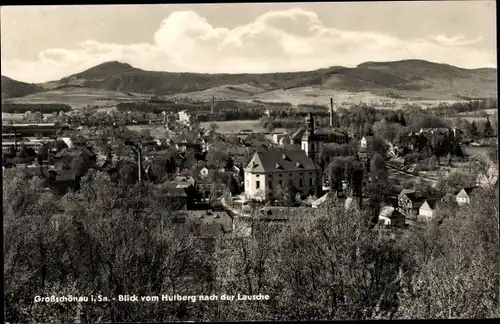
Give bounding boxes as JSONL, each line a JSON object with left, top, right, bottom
{"left": 295, "top": 99, "right": 351, "bottom": 162}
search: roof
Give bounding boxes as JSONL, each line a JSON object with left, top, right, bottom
{"left": 379, "top": 206, "right": 404, "bottom": 219}
{"left": 180, "top": 210, "right": 233, "bottom": 237}
{"left": 399, "top": 189, "right": 426, "bottom": 202}
{"left": 291, "top": 128, "right": 305, "bottom": 140}
{"left": 245, "top": 149, "right": 318, "bottom": 173}
{"left": 421, "top": 199, "right": 439, "bottom": 210}
{"left": 420, "top": 127, "right": 449, "bottom": 133}
{"left": 345, "top": 196, "right": 371, "bottom": 210}
{"left": 312, "top": 192, "right": 332, "bottom": 208}
{"left": 258, "top": 207, "right": 317, "bottom": 221}
{"left": 173, "top": 176, "right": 196, "bottom": 186}
{"left": 457, "top": 187, "right": 478, "bottom": 197}
{"left": 55, "top": 147, "right": 96, "bottom": 158}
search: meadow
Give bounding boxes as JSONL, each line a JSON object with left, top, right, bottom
{"left": 4, "top": 87, "right": 147, "bottom": 109}
{"left": 200, "top": 120, "right": 265, "bottom": 133}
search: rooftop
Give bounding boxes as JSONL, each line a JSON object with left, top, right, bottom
{"left": 245, "top": 149, "right": 318, "bottom": 173}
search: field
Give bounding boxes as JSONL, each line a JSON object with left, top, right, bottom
{"left": 177, "top": 85, "right": 468, "bottom": 110}
{"left": 445, "top": 116, "right": 494, "bottom": 123}
{"left": 125, "top": 124, "right": 167, "bottom": 138}
{"left": 462, "top": 146, "right": 495, "bottom": 163}
{"left": 4, "top": 87, "right": 148, "bottom": 109}
{"left": 200, "top": 120, "right": 265, "bottom": 134}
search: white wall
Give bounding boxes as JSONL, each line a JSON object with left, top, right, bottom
{"left": 245, "top": 169, "right": 319, "bottom": 201}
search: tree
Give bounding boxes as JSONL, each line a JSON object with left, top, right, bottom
{"left": 228, "top": 175, "right": 240, "bottom": 195}
{"left": 482, "top": 117, "right": 494, "bottom": 138}
{"left": 487, "top": 146, "right": 498, "bottom": 166}
{"left": 398, "top": 114, "right": 407, "bottom": 126}
{"left": 369, "top": 153, "right": 388, "bottom": 181}
{"left": 328, "top": 157, "right": 345, "bottom": 192}
{"left": 428, "top": 155, "right": 438, "bottom": 170}
{"left": 280, "top": 180, "right": 298, "bottom": 207}
{"left": 118, "top": 160, "right": 139, "bottom": 185}
{"left": 469, "top": 121, "right": 478, "bottom": 138}
{"left": 209, "top": 123, "right": 219, "bottom": 133}
{"left": 363, "top": 122, "right": 373, "bottom": 136}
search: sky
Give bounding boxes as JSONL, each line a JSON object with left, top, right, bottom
{"left": 1, "top": 2, "right": 497, "bottom": 83}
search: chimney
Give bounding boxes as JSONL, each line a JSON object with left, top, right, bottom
{"left": 329, "top": 98, "right": 334, "bottom": 128}
{"left": 211, "top": 96, "right": 215, "bottom": 113}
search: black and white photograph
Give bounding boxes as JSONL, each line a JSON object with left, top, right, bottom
{"left": 2, "top": 2, "right": 499, "bottom": 322}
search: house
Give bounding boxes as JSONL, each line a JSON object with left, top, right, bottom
{"left": 397, "top": 189, "right": 427, "bottom": 216}
{"left": 173, "top": 175, "right": 197, "bottom": 187}
{"left": 359, "top": 136, "right": 370, "bottom": 150}
{"left": 455, "top": 187, "right": 478, "bottom": 205}
{"left": 176, "top": 210, "right": 233, "bottom": 238}
{"left": 476, "top": 165, "right": 499, "bottom": 188}
{"left": 418, "top": 199, "right": 439, "bottom": 220}
{"left": 378, "top": 206, "right": 406, "bottom": 228}
{"left": 244, "top": 149, "right": 321, "bottom": 201}
{"left": 344, "top": 196, "right": 371, "bottom": 211}
{"left": 178, "top": 110, "right": 191, "bottom": 124}
{"left": 311, "top": 191, "right": 334, "bottom": 208}
{"left": 199, "top": 167, "right": 209, "bottom": 179}
{"left": 159, "top": 181, "right": 197, "bottom": 210}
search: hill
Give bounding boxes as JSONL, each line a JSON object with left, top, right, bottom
{"left": 3, "top": 86, "right": 146, "bottom": 109}
{"left": 1, "top": 76, "right": 44, "bottom": 99}
{"left": 2, "top": 59, "right": 497, "bottom": 102}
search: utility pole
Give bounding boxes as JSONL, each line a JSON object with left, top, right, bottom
{"left": 125, "top": 140, "right": 156, "bottom": 182}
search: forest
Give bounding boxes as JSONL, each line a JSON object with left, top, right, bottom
{"left": 3, "top": 167, "right": 499, "bottom": 322}
{"left": 2, "top": 103, "right": 72, "bottom": 114}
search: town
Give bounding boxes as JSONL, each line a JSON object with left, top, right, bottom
{"left": 2, "top": 96, "right": 498, "bottom": 236}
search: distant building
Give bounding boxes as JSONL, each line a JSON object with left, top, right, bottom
{"left": 455, "top": 187, "right": 478, "bottom": 205}
{"left": 294, "top": 114, "right": 350, "bottom": 163}
{"left": 378, "top": 206, "right": 405, "bottom": 228}
{"left": 244, "top": 149, "right": 321, "bottom": 201}
{"left": 199, "top": 167, "right": 209, "bottom": 179}
{"left": 178, "top": 110, "right": 191, "bottom": 124}
{"left": 397, "top": 189, "right": 427, "bottom": 216}
{"left": 176, "top": 209, "right": 233, "bottom": 238}
{"left": 419, "top": 199, "right": 439, "bottom": 220}
{"left": 476, "top": 165, "right": 498, "bottom": 188}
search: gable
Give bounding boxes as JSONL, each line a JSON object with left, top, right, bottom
{"left": 456, "top": 189, "right": 469, "bottom": 198}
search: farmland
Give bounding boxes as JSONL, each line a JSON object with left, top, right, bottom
{"left": 200, "top": 120, "right": 265, "bottom": 133}
{"left": 125, "top": 124, "right": 167, "bottom": 138}
{"left": 3, "top": 86, "right": 148, "bottom": 109}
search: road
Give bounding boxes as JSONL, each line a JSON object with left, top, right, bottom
{"left": 387, "top": 163, "right": 439, "bottom": 185}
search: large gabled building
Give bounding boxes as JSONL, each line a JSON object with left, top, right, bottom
{"left": 244, "top": 148, "right": 322, "bottom": 201}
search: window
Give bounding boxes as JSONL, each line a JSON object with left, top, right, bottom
{"left": 309, "top": 178, "right": 313, "bottom": 186}
{"left": 299, "top": 179, "right": 303, "bottom": 187}
{"left": 289, "top": 173, "right": 292, "bottom": 177}
{"left": 256, "top": 181, "right": 260, "bottom": 189}
{"left": 279, "top": 180, "right": 283, "bottom": 186}
{"left": 268, "top": 181, "right": 272, "bottom": 189}
{"left": 311, "top": 143, "right": 315, "bottom": 150}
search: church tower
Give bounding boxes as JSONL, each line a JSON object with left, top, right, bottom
{"left": 301, "top": 113, "right": 322, "bottom": 162}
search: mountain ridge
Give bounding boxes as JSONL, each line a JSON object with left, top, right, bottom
{"left": 1, "top": 59, "right": 497, "bottom": 100}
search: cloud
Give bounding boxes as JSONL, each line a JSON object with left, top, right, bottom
{"left": 429, "top": 34, "right": 484, "bottom": 46}
{"left": 1, "top": 8, "right": 496, "bottom": 83}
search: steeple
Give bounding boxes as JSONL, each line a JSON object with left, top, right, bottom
{"left": 306, "top": 113, "right": 315, "bottom": 135}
